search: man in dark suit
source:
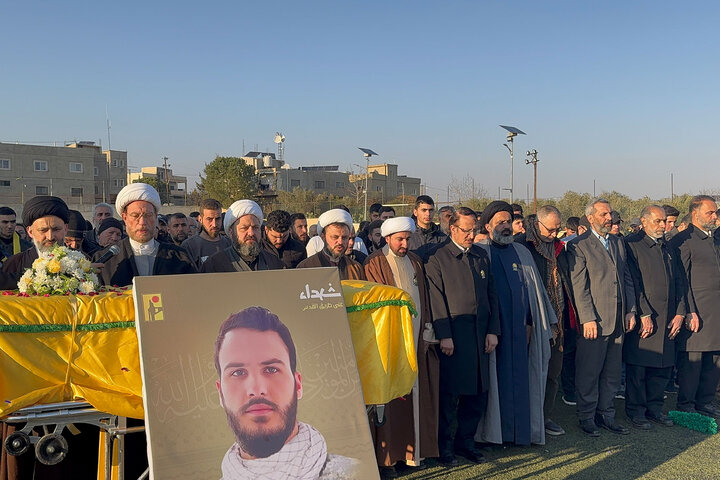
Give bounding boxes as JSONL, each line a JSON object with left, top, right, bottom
{"left": 567, "top": 198, "right": 636, "bottom": 436}
{"left": 261, "top": 210, "right": 306, "bottom": 268}
{"left": 670, "top": 195, "right": 720, "bottom": 418}
{"left": 94, "top": 183, "right": 196, "bottom": 287}
{"left": 624, "top": 205, "right": 685, "bottom": 428}
{"left": 425, "top": 207, "right": 499, "bottom": 466}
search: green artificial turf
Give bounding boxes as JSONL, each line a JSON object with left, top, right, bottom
{"left": 396, "top": 394, "right": 719, "bottom": 480}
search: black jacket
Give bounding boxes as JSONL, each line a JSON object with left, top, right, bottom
{"left": 261, "top": 236, "right": 307, "bottom": 269}
{"left": 670, "top": 224, "right": 720, "bottom": 352}
{"left": 425, "top": 239, "right": 500, "bottom": 395}
{"left": 93, "top": 237, "right": 196, "bottom": 287}
{"left": 624, "top": 232, "right": 686, "bottom": 365}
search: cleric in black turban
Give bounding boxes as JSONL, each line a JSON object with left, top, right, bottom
{"left": 479, "top": 200, "right": 514, "bottom": 229}
{"left": 21, "top": 195, "right": 70, "bottom": 227}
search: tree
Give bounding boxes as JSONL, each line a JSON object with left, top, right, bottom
{"left": 132, "top": 177, "right": 169, "bottom": 205}
{"left": 196, "top": 156, "right": 256, "bottom": 208}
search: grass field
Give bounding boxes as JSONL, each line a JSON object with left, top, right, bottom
{"left": 396, "top": 393, "right": 720, "bottom": 480}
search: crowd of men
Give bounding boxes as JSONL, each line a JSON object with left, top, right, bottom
{"left": 1, "top": 183, "right": 720, "bottom": 480}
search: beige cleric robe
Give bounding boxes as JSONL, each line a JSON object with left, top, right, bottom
{"left": 363, "top": 247, "right": 440, "bottom": 465}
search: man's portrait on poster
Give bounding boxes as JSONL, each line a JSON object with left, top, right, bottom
{"left": 215, "top": 306, "right": 359, "bottom": 480}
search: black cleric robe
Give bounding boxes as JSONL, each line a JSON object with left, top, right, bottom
{"left": 489, "top": 242, "right": 531, "bottom": 445}
{"left": 200, "top": 246, "right": 285, "bottom": 273}
{"left": 670, "top": 224, "right": 720, "bottom": 352}
{"left": 425, "top": 239, "right": 500, "bottom": 396}
{"left": 624, "top": 232, "right": 685, "bottom": 366}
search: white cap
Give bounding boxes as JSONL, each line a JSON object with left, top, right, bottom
{"left": 317, "top": 209, "right": 353, "bottom": 232}
{"left": 224, "top": 199, "right": 263, "bottom": 232}
{"left": 115, "top": 183, "right": 162, "bottom": 214}
{"left": 381, "top": 216, "right": 416, "bottom": 237}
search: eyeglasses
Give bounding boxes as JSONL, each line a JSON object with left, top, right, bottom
{"left": 452, "top": 225, "right": 475, "bottom": 235}
{"left": 538, "top": 219, "right": 561, "bottom": 234}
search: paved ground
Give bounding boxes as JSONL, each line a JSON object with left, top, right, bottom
{"left": 394, "top": 393, "right": 719, "bottom": 480}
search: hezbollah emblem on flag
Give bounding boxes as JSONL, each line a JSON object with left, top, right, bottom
{"left": 143, "top": 294, "right": 164, "bottom": 322}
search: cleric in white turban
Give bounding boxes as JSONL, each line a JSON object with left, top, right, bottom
{"left": 297, "top": 208, "right": 366, "bottom": 280}
{"left": 224, "top": 199, "right": 264, "bottom": 233}
{"left": 115, "top": 182, "right": 162, "bottom": 214}
{"left": 305, "top": 209, "right": 368, "bottom": 257}
{"left": 200, "top": 199, "right": 284, "bottom": 273}
{"left": 380, "top": 216, "right": 416, "bottom": 238}
{"left": 93, "top": 182, "right": 197, "bottom": 287}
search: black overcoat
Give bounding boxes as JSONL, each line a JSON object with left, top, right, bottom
{"left": 669, "top": 224, "right": 720, "bottom": 352}
{"left": 93, "top": 237, "right": 196, "bottom": 287}
{"left": 425, "top": 239, "right": 500, "bottom": 396}
{"left": 624, "top": 232, "right": 685, "bottom": 366}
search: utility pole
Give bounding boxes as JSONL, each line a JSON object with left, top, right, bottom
{"left": 525, "top": 149, "right": 539, "bottom": 213}
{"left": 163, "top": 156, "right": 170, "bottom": 205}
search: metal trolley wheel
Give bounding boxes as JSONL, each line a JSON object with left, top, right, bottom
{"left": 4, "top": 431, "right": 32, "bottom": 456}
{"left": 35, "top": 433, "right": 69, "bottom": 465}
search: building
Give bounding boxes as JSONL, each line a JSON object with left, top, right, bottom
{"left": 349, "top": 163, "right": 421, "bottom": 202}
{"left": 0, "top": 141, "right": 128, "bottom": 210}
{"left": 128, "top": 167, "right": 188, "bottom": 206}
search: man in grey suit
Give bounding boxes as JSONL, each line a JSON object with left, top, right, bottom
{"left": 567, "top": 198, "right": 637, "bottom": 436}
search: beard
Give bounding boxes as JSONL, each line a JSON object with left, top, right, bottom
{"left": 492, "top": 227, "right": 515, "bottom": 245}
{"left": 325, "top": 246, "right": 345, "bottom": 260}
{"left": 595, "top": 222, "right": 611, "bottom": 234}
{"left": 33, "top": 239, "right": 56, "bottom": 253}
{"left": 234, "top": 240, "right": 260, "bottom": 260}
{"left": 225, "top": 393, "right": 298, "bottom": 459}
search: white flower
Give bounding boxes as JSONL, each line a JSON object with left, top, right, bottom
{"left": 79, "top": 281, "right": 95, "bottom": 294}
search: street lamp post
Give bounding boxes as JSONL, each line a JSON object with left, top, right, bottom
{"left": 525, "top": 149, "right": 539, "bottom": 214}
{"left": 358, "top": 148, "right": 378, "bottom": 220}
{"left": 499, "top": 125, "right": 526, "bottom": 204}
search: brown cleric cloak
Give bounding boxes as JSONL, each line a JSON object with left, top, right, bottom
{"left": 363, "top": 249, "right": 439, "bottom": 464}
{"left": 296, "top": 250, "right": 366, "bottom": 280}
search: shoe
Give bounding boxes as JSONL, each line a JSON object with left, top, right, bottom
{"left": 437, "top": 455, "right": 459, "bottom": 467}
{"left": 647, "top": 412, "right": 674, "bottom": 427}
{"left": 562, "top": 395, "right": 577, "bottom": 406}
{"left": 628, "top": 416, "right": 652, "bottom": 430}
{"left": 614, "top": 388, "right": 626, "bottom": 400}
{"left": 455, "top": 448, "right": 486, "bottom": 464}
{"left": 595, "top": 415, "right": 630, "bottom": 435}
{"left": 664, "top": 383, "right": 678, "bottom": 394}
{"left": 696, "top": 404, "right": 720, "bottom": 419}
{"left": 545, "top": 419, "right": 566, "bottom": 436}
{"left": 379, "top": 466, "right": 398, "bottom": 479}
{"left": 579, "top": 419, "right": 600, "bottom": 437}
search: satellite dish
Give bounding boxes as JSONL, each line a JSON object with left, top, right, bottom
{"left": 274, "top": 132, "right": 285, "bottom": 144}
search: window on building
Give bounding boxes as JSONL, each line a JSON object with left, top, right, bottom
{"left": 112, "top": 159, "right": 118, "bottom": 167}
{"left": 0, "top": 180, "right": 10, "bottom": 187}
{"left": 335, "top": 182, "right": 344, "bottom": 189}
{"left": 170, "top": 185, "right": 176, "bottom": 191}
{"left": 36, "top": 186, "right": 49, "bottom": 195}
{"left": 114, "top": 179, "right": 125, "bottom": 187}
{"left": 290, "top": 179, "right": 300, "bottom": 188}
{"left": 94, "top": 185, "right": 99, "bottom": 194}
{"left": 0, "top": 159, "right": 10, "bottom": 170}
{"left": 71, "top": 187, "right": 83, "bottom": 197}
{"left": 94, "top": 166, "right": 99, "bottom": 176}
{"left": 376, "top": 186, "right": 382, "bottom": 192}
{"left": 314, "top": 180, "right": 325, "bottom": 189}
{"left": 70, "top": 162, "right": 83, "bottom": 173}
{"left": 34, "top": 160, "right": 48, "bottom": 172}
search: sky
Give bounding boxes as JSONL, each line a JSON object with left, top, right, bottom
{"left": 3, "top": 1, "right": 720, "bottom": 202}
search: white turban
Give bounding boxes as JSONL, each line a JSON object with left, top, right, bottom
{"left": 317, "top": 209, "right": 353, "bottom": 232}
{"left": 224, "top": 199, "right": 263, "bottom": 232}
{"left": 115, "top": 183, "right": 162, "bottom": 214}
{"left": 381, "top": 216, "right": 416, "bottom": 237}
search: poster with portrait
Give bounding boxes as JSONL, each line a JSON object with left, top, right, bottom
{"left": 133, "top": 268, "right": 379, "bottom": 480}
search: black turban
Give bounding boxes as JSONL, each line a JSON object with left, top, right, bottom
{"left": 22, "top": 196, "right": 70, "bottom": 227}
{"left": 97, "top": 217, "right": 124, "bottom": 236}
{"left": 66, "top": 210, "right": 89, "bottom": 238}
{"left": 479, "top": 200, "right": 514, "bottom": 228}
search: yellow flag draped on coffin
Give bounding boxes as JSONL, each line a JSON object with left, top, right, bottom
{"left": 0, "top": 281, "right": 417, "bottom": 418}
{"left": 0, "top": 290, "right": 142, "bottom": 419}
{"left": 342, "top": 280, "right": 418, "bottom": 405}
